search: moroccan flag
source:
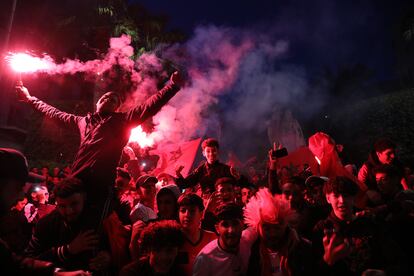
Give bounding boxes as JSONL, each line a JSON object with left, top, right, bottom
{"left": 150, "top": 138, "right": 202, "bottom": 177}
{"left": 278, "top": 146, "right": 319, "bottom": 175}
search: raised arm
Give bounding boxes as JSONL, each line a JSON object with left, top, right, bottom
{"left": 16, "top": 84, "right": 81, "bottom": 127}
{"left": 125, "top": 71, "right": 183, "bottom": 124}
{"left": 267, "top": 149, "right": 281, "bottom": 194}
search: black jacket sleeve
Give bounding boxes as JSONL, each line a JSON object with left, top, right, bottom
{"left": 28, "top": 97, "right": 81, "bottom": 127}
{"left": 125, "top": 83, "right": 180, "bottom": 125}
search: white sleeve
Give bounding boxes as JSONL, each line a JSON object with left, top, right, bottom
{"left": 242, "top": 226, "right": 258, "bottom": 248}
{"left": 192, "top": 253, "right": 210, "bottom": 276}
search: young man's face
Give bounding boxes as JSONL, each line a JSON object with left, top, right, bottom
{"left": 259, "top": 221, "right": 288, "bottom": 251}
{"left": 216, "top": 183, "right": 235, "bottom": 203}
{"left": 202, "top": 146, "right": 218, "bottom": 164}
{"left": 96, "top": 92, "right": 120, "bottom": 113}
{"left": 376, "top": 148, "right": 395, "bottom": 165}
{"left": 36, "top": 186, "right": 49, "bottom": 203}
{"left": 325, "top": 192, "right": 354, "bottom": 221}
{"left": 157, "top": 193, "right": 177, "bottom": 219}
{"left": 241, "top": 187, "right": 252, "bottom": 204}
{"left": 15, "top": 197, "right": 28, "bottom": 211}
{"left": 149, "top": 246, "right": 179, "bottom": 274}
{"left": 375, "top": 172, "right": 398, "bottom": 196}
{"left": 56, "top": 193, "right": 85, "bottom": 223}
{"left": 281, "top": 183, "right": 303, "bottom": 210}
{"left": 179, "top": 205, "right": 203, "bottom": 230}
{"left": 139, "top": 182, "right": 157, "bottom": 205}
{"left": 215, "top": 219, "right": 243, "bottom": 251}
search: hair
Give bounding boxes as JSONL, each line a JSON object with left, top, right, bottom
{"left": 284, "top": 176, "right": 306, "bottom": 190}
{"left": 201, "top": 138, "right": 219, "bottom": 150}
{"left": 214, "top": 202, "right": 244, "bottom": 222}
{"left": 244, "top": 188, "right": 293, "bottom": 230}
{"left": 373, "top": 164, "right": 401, "bottom": 180}
{"left": 177, "top": 193, "right": 204, "bottom": 211}
{"left": 54, "top": 177, "right": 85, "bottom": 199}
{"left": 139, "top": 220, "right": 184, "bottom": 253}
{"left": 374, "top": 138, "right": 396, "bottom": 153}
{"left": 14, "top": 192, "right": 26, "bottom": 204}
{"left": 323, "top": 176, "right": 359, "bottom": 196}
{"left": 214, "top": 177, "right": 236, "bottom": 190}
{"left": 117, "top": 168, "right": 131, "bottom": 180}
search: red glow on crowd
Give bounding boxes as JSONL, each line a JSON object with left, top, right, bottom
{"left": 6, "top": 52, "right": 53, "bottom": 73}
{"left": 128, "top": 126, "right": 155, "bottom": 148}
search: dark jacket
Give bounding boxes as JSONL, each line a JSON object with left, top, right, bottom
{"left": 175, "top": 161, "right": 241, "bottom": 194}
{"left": 248, "top": 227, "right": 314, "bottom": 276}
{"left": 29, "top": 83, "right": 180, "bottom": 202}
{"left": 24, "top": 208, "right": 107, "bottom": 271}
{"left": 358, "top": 151, "right": 404, "bottom": 190}
{"left": 313, "top": 211, "right": 407, "bottom": 276}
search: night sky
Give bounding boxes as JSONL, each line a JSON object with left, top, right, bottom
{"left": 137, "top": 0, "right": 413, "bottom": 81}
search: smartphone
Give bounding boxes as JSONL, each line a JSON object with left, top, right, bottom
{"left": 271, "top": 147, "right": 288, "bottom": 158}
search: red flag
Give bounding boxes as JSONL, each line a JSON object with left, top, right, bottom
{"left": 278, "top": 146, "right": 319, "bottom": 175}
{"left": 150, "top": 138, "right": 202, "bottom": 178}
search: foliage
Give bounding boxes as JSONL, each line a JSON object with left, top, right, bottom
{"left": 330, "top": 89, "right": 414, "bottom": 167}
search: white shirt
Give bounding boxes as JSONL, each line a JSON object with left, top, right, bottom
{"left": 129, "top": 202, "right": 156, "bottom": 223}
{"left": 193, "top": 227, "right": 257, "bottom": 276}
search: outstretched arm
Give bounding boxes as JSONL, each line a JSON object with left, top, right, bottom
{"left": 16, "top": 84, "right": 81, "bottom": 127}
{"left": 125, "top": 71, "right": 183, "bottom": 124}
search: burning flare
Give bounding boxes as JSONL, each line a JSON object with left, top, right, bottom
{"left": 6, "top": 52, "right": 54, "bottom": 73}
{"left": 129, "top": 126, "right": 155, "bottom": 148}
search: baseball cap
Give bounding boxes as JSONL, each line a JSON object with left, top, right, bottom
{"left": 136, "top": 175, "right": 158, "bottom": 189}
{"left": 305, "top": 175, "right": 329, "bottom": 187}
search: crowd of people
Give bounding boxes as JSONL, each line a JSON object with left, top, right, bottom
{"left": 1, "top": 72, "right": 413, "bottom": 275}
{"left": 1, "top": 137, "right": 414, "bottom": 275}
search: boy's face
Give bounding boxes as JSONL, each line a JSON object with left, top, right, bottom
{"left": 149, "top": 246, "right": 178, "bottom": 274}
{"left": 56, "top": 193, "right": 85, "bottom": 223}
{"left": 216, "top": 183, "right": 235, "bottom": 203}
{"left": 375, "top": 172, "right": 398, "bottom": 195}
{"left": 15, "top": 197, "right": 28, "bottom": 211}
{"left": 215, "top": 218, "right": 243, "bottom": 251}
{"left": 157, "top": 194, "right": 177, "bottom": 219}
{"left": 376, "top": 148, "right": 395, "bottom": 165}
{"left": 258, "top": 221, "right": 287, "bottom": 251}
{"left": 203, "top": 146, "right": 218, "bottom": 164}
{"left": 241, "top": 187, "right": 252, "bottom": 204}
{"left": 139, "top": 182, "right": 157, "bottom": 204}
{"left": 179, "top": 205, "right": 203, "bottom": 230}
{"left": 281, "top": 183, "right": 303, "bottom": 209}
{"left": 325, "top": 192, "right": 354, "bottom": 220}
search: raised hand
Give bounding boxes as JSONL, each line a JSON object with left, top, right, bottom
{"left": 322, "top": 232, "right": 352, "bottom": 266}
{"left": 175, "top": 165, "right": 185, "bottom": 178}
{"left": 170, "top": 71, "right": 185, "bottom": 87}
{"left": 15, "top": 84, "right": 31, "bottom": 102}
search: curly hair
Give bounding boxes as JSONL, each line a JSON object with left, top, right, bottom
{"left": 201, "top": 138, "right": 219, "bottom": 150}
{"left": 244, "top": 188, "right": 293, "bottom": 230}
{"left": 139, "top": 220, "right": 184, "bottom": 253}
{"left": 323, "top": 176, "right": 359, "bottom": 196}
